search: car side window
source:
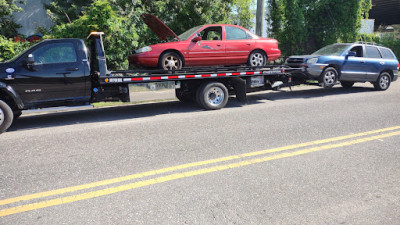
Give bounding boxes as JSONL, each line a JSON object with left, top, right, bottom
{"left": 199, "top": 26, "right": 222, "bottom": 41}
{"left": 31, "top": 42, "right": 78, "bottom": 65}
{"left": 365, "top": 46, "right": 382, "bottom": 58}
{"left": 379, "top": 47, "right": 395, "bottom": 59}
{"left": 349, "top": 46, "right": 363, "bottom": 57}
{"left": 226, "top": 26, "right": 248, "bottom": 40}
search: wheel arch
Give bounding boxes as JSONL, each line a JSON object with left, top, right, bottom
{"left": 159, "top": 49, "right": 185, "bottom": 67}
{"left": 249, "top": 49, "right": 268, "bottom": 60}
{"left": 379, "top": 69, "right": 394, "bottom": 81}
{"left": 0, "top": 83, "right": 24, "bottom": 110}
{"left": 326, "top": 64, "right": 341, "bottom": 77}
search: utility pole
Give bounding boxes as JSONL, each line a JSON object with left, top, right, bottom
{"left": 256, "top": 0, "right": 265, "bottom": 37}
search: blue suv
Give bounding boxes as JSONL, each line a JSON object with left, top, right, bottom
{"left": 285, "top": 43, "right": 399, "bottom": 90}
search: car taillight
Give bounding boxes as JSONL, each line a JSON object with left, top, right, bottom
{"left": 398, "top": 63, "right": 399, "bottom": 70}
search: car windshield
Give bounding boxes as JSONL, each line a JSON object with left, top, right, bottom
{"left": 312, "top": 44, "right": 351, "bottom": 56}
{"left": 178, "top": 26, "right": 203, "bottom": 41}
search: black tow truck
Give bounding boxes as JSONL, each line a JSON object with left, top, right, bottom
{"left": 0, "top": 32, "right": 298, "bottom": 133}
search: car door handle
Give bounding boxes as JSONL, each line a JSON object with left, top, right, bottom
{"left": 246, "top": 43, "right": 251, "bottom": 46}
{"left": 360, "top": 61, "right": 365, "bottom": 64}
{"left": 216, "top": 44, "right": 221, "bottom": 47}
{"left": 66, "top": 67, "right": 79, "bottom": 71}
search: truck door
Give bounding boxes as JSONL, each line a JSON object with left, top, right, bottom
{"left": 12, "top": 40, "right": 88, "bottom": 106}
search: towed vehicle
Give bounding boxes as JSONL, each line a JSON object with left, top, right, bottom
{"left": 285, "top": 42, "right": 399, "bottom": 90}
{"left": 129, "top": 14, "right": 281, "bottom": 70}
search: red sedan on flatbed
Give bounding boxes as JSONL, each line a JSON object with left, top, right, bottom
{"left": 129, "top": 14, "right": 281, "bottom": 70}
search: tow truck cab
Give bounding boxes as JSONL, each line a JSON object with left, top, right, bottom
{"left": 0, "top": 33, "right": 128, "bottom": 111}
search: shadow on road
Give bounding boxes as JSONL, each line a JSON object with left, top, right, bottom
{"left": 8, "top": 85, "right": 375, "bottom": 133}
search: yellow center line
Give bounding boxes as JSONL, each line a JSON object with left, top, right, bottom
{"left": 1, "top": 130, "right": 399, "bottom": 217}
{"left": 1, "top": 125, "right": 400, "bottom": 206}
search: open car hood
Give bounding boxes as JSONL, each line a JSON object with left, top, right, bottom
{"left": 141, "top": 14, "right": 180, "bottom": 41}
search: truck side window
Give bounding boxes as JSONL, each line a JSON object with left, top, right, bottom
{"left": 365, "top": 46, "right": 382, "bottom": 58}
{"left": 349, "top": 46, "right": 363, "bottom": 57}
{"left": 31, "top": 43, "right": 78, "bottom": 64}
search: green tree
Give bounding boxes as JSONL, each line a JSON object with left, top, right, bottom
{"left": 45, "top": 0, "right": 91, "bottom": 24}
{"left": 268, "top": 0, "right": 373, "bottom": 57}
{"left": 51, "top": 0, "right": 138, "bottom": 70}
{"left": 0, "top": 0, "right": 24, "bottom": 37}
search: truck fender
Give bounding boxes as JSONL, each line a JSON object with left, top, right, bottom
{"left": 0, "top": 82, "right": 24, "bottom": 109}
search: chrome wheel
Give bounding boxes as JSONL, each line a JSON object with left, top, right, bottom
{"left": 206, "top": 87, "right": 224, "bottom": 106}
{"left": 162, "top": 55, "right": 180, "bottom": 70}
{"left": 374, "top": 72, "right": 391, "bottom": 91}
{"left": 324, "top": 71, "right": 336, "bottom": 85}
{"left": 249, "top": 52, "right": 265, "bottom": 66}
{"left": 379, "top": 75, "right": 389, "bottom": 89}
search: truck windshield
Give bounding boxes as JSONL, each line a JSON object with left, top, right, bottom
{"left": 312, "top": 44, "right": 350, "bottom": 56}
{"left": 178, "top": 26, "right": 203, "bottom": 41}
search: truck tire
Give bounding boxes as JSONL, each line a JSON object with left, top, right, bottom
{"left": 374, "top": 72, "right": 391, "bottom": 91}
{"left": 196, "top": 82, "right": 229, "bottom": 110}
{"left": 319, "top": 67, "right": 338, "bottom": 88}
{"left": 0, "top": 100, "right": 14, "bottom": 134}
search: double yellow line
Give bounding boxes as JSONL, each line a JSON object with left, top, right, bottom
{"left": 1, "top": 126, "right": 400, "bottom": 217}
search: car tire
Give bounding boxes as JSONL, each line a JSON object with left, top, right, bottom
{"left": 196, "top": 82, "right": 229, "bottom": 110}
{"left": 340, "top": 81, "right": 354, "bottom": 89}
{"left": 319, "top": 67, "right": 338, "bottom": 88}
{"left": 0, "top": 100, "right": 14, "bottom": 134}
{"left": 159, "top": 52, "right": 183, "bottom": 70}
{"left": 374, "top": 72, "right": 391, "bottom": 91}
{"left": 247, "top": 50, "right": 267, "bottom": 67}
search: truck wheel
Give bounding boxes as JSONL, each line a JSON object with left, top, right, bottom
{"left": 319, "top": 67, "right": 338, "bottom": 88}
{"left": 341, "top": 81, "right": 354, "bottom": 89}
{"left": 0, "top": 100, "right": 14, "bottom": 134}
{"left": 247, "top": 50, "right": 267, "bottom": 67}
{"left": 374, "top": 72, "right": 391, "bottom": 91}
{"left": 196, "top": 82, "right": 229, "bottom": 110}
{"left": 159, "top": 52, "right": 182, "bottom": 70}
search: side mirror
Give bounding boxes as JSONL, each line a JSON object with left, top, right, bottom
{"left": 26, "top": 54, "right": 36, "bottom": 70}
{"left": 346, "top": 51, "right": 357, "bottom": 58}
{"left": 27, "top": 54, "right": 35, "bottom": 65}
{"left": 192, "top": 36, "right": 202, "bottom": 42}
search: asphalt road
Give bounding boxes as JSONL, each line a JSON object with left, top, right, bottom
{"left": 1, "top": 81, "right": 400, "bottom": 224}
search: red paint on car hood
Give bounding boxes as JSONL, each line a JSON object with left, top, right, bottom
{"left": 140, "top": 14, "right": 180, "bottom": 41}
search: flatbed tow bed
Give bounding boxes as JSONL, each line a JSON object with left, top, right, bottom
{"left": 0, "top": 32, "right": 301, "bottom": 133}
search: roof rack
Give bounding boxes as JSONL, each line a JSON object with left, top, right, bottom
{"left": 354, "top": 41, "right": 383, "bottom": 47}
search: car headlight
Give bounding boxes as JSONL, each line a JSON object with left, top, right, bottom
{"left": 307, "top": 57, "right": 318, "bottom": 64}
{"left": 135, "top": 46, "right": 152, "bottom": 54}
